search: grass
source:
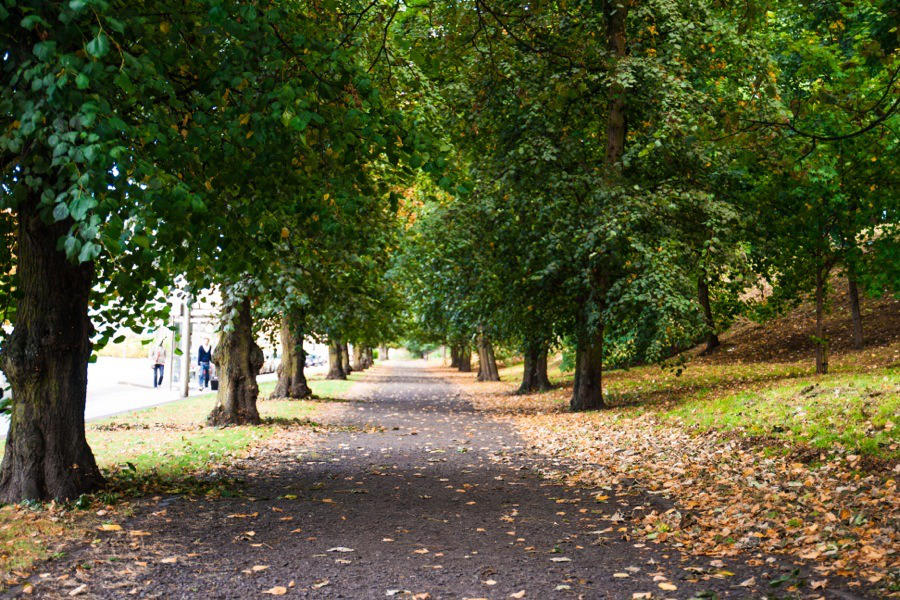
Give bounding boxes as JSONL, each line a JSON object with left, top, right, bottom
{"left": 664, "top": 369, "right": 899, "bottom": 458}
{"left": 0, "top": 370, "right": 358, "bottom": 585}
{"left": 495, "top": 346, "right": 899, "bottom": 460}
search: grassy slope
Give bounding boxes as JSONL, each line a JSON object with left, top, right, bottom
{"left": 493, "top": 287, "right": 899, "bottom": 460}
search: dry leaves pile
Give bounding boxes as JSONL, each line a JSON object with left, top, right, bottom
{"left": 463, "top": 380, "right": 899, "bottom": 595}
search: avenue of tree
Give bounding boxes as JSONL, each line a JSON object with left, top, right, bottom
{"left": 1, "top": 0, "right": 897, "bottom": 502}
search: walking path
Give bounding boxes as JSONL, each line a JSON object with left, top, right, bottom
{"left": 27, "top": 362, "right": 866, "bottom": 599}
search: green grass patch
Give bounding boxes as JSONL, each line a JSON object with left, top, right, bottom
{"left": 88, "top": 373, "right": 354, "bottom": 485}
{"left": 663, "top": 368, "right": 899, "bottom": 458}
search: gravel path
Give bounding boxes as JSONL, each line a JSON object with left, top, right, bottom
{"left": 24, "top": 362, "right": 868, "bottom": 599}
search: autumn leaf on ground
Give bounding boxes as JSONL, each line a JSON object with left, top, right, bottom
{"left": 262, "top": 586, "right": 287, "bottom": 595}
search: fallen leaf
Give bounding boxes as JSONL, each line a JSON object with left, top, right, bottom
{"left": 262, "top": 586, "right": 287, "bottom": 595}
{"left": 252, "top": 565, "right": 269, "bottom": 572}
{"left": 97, "top": 523, "right": 122, "bottom": 532}
{"left": 68, "top": 585, "right": 87, "bottom": 597}
{"left": 658, "top": 582, "right": 677, "bottom": 591}
{"left": 160, "top": 557, "right": 178, "bottom": 564}
{"left": 510, "top": 591, "right": 526, "bottom": 599}
{"left": 312, "top": 579, "right": 330, "bottom": 589}
{"left": 550, "top": 557, "right": 571, "bottom": 562}
{"left": 327, "top": 547, "right": 355, "bottom": 553}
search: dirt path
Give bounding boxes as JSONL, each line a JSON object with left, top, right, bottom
{"left": 25, "top": 362, "right": 868, "bottom": 599}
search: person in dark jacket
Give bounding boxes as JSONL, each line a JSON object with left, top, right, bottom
{"left": 198, "top": 338, "right": 213, "bottom": 390}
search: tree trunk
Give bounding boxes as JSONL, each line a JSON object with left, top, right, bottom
{"left": 362, "top": 347, "right": 374, "bottom": 368}
{"left": 847, "top": 275, "right": 864, "bottom": 350}
{"left": 814, "top": 269, "right": 829, "bottom": 375}
{"left": 571, "top": 311, "right": 605, "bottom": 410}
{"left": 270, "top": 314, "right": 312, "bottom": 400}
{"left": 340, "top": 342, "right": 352, "bottom": 374}
{"left": 326, "top": 339, "right": 346, "bottom": 380}
{"left": 380, "top": 345, "right": 389, "bottom": 360}
{"left": 0, "top": 200, "right": 104, "bottom": 502}
{"left": 449, "top": 345, "right": 461, "bottom": 368}
{"left": 697, "top": 271, "right": 720, "bottom": 354}
{"left": 476, "top": 331, "right": 500, "bottom": 381}
{"left": 517, "top": 342, "right": 552, "bottom": 394}
{"left": 604, "top": 0, "right": 628, "bottom": 170}
{"left": 457, "top": 345, "right": 472, "bottom": 372}
{"left": 351, "top": 345, "right": 364, "bottom": 371}
{"left": 207, "top": 297, "right": 263, "bottom": 426}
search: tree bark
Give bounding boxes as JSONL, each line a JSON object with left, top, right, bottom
{"left": 207, "top": 297, "right": 263, "bottom": 426}
{"left": 270, "top": 314, "right": 312, "bottom": 400}
{"left": 457, "top": 345, "right": 472, "bottom": 372}
{"left": 0, "top": 199, "right": 104, "bottom": 502}
{"left": 517, "top": 342, "right": 552, "bottom": 394}
{"left": 814, "top": 268, "right": 830, "bottom": 375}
{"left": 847, "top": 275, "right": 864, "bottom": 350}
{"left": 571, "top": 309, "right": 605, "bottom": 410}
{"left": 380, "top": 345, "right": 389, "bottom": 360}
{"left": 341, "top": 342, "right": 352, "bottom": 374}
{"left": 604, "top": 0, "right": 628, "bottom": 170}
{"left": 350, "top": 345, "right": 364, "bottom": 371}
{"left": 697, "top": 271, "right": 720, "bottom": 354}
{"left": 362, "top": 347, "right": 374, "bottom": 368}
{"left": 326, "top": 339, "right": 346, "bottom": 380}
{"left": 476, "top": 331, "right": 500, "bottom": 381}
{"left": 449, "top": 345, "right": 461, "bottom": 369}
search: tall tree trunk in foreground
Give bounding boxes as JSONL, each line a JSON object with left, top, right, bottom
{"left": 457, "top": 345, "right": 472, "bottom": 372}
{"left": 814, "top": 268, "right": 830, "bottom": 375}
{"left": 517, "top": 342, "right": 552, "bottom": 394}
{"left": 208, "top": 297, "right": 263, "bottom": 426}
{"left": 351, "top": 345, "right": 364, "bottom": 371}
{"left": 476, "top": 330, "right": 500, "bottom": 381}
{"left": 449, "top": 345, "right": 461, "bottom": 368}
{"left": 270, "top": 314, "right": 312, "bottom": 400}
{"left": 697, "top": 271, "right": 720, "bottom": 354}
{"left": 341, "top": 342, "right": 352, "bottom": 374}
{"left": 847, "top": 275, "right": 864, "bottom": 350}
{"left": 0, "top": 200, "right": 103, "bottom": 502}
{"left": 326, "top": 339, "right": 346, "bottom": 380}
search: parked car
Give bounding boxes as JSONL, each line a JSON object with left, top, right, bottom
{"left": 305, "top": 353, "right": 325, "bottom": 367}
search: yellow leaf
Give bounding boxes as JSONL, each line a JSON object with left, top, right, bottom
{"left": 262, "top": 586, "right": 287, "bottom": 595}
{"left": 128, "top": 530, "right": 151, "bottom": 537}
{"left": 280, "top": 227, "right": 289, "bottom": 239}
{"left": 658, "top": 582, "right": 677, "bottom": 591}
{"left": 252, "top": 565, "right": 269, "bottom": 572}
{"left": 97, "top": 523, "right": 122, "bottom": 532}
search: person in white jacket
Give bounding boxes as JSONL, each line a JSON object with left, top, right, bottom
{"left": 150, "top": 341, "right": 167, "bottom": 388}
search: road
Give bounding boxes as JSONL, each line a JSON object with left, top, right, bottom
{"left": 0, "top": 357, "right": 279, "bottom": 436}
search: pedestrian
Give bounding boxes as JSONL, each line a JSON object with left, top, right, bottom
{"left": 198, "top": 337, "right": 213, "bottom": 390}
{"left": 150, "top": 340, "right": 166, "bottom": 388}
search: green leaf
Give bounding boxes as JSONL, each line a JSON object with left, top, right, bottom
{"left": 76, "top": 72, "right": 90, "bottom": 89}
{"left": 78, "top": 241, "right": 99, "bottom": 263}
{"left": 52, "top": 202, "right": 70, "bottom": 222}
{"left": 85, "top": 34, "right": 110, "bottom": 59}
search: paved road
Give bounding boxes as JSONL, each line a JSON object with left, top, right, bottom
{"left": 0, "top": 357, "right": 280, "bottom": 435}
{"left": 25, "top": 362, "right": 866, "bottom": 599}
